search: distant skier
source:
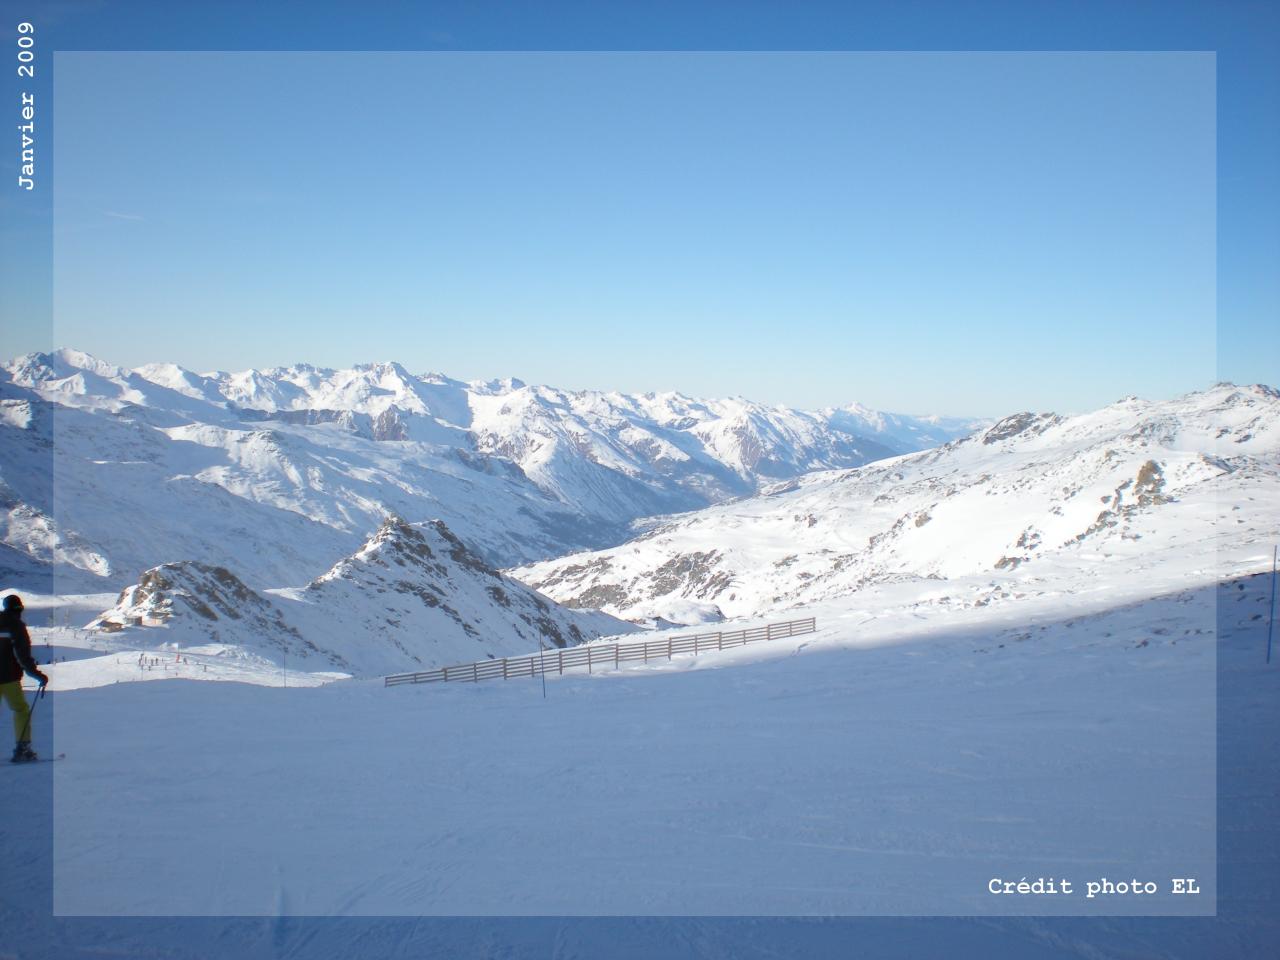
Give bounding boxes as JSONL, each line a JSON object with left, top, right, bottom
{"left": 0, "top": 595, "right": 48, "bottom": 762}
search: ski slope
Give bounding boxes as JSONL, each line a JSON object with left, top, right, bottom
{"left": 6, "top": 558, "right": 1238, "bottom": 917}
{"left": 0, "top": 551, "right": 1272, "bottom": 957}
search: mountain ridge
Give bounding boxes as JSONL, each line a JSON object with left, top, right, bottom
{"left": 513, "top": 382, "right": 1280, "bottom": 622}
{"left": 1, "top": 348, "right": 984, "bottom": 591}
{"left": 90, "top": 515, "right": 631, "bottom": 676}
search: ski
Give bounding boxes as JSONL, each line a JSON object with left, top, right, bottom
{"left": 6, "top": 753, "right": 64, "bottom": 766}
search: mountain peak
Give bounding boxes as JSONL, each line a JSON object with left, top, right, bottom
{"left": 96, "top": 560, "right": 257, "bottom": 628}
{"left": 88, "top": 560, "right": 330, "bottom": 663}
{"left": 980, "top": 412, "right": 1062, "bottom": 446}
{"left": 5, "top": 347, "right": 122, "bottom": 384}
{"left": 298, "top": 518, "right": 631, "bottom": 666}
{"left": 353, "top": 360, "right": 413, "bottom": 379}
{"left": 468, "top": 376, "right": 527, "bottom": 395}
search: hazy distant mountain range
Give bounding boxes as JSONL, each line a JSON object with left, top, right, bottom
{"left": 0, "top": 348, "right": 982, "bottom": 592}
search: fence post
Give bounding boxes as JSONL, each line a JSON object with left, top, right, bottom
{"left": 472, "top": 662, "right": 478, "bottom": 683}
{"left": 503, "top": 658, "right": 508, "bottom": 680}
{"left": 668, "top": 637, "right": 672, "bottom": 660}
{"left": 443, "top": 666, "right": 448, "bottom": 682}
{"left": 718, "top": 632, "right": 723, "bottom": 651}
{"left": 588, "top": 646, "right": 593, "bottom": 674}
{"left": 614, "top": 644, "right": 619, "bottom": 668}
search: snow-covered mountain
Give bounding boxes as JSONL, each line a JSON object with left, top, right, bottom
{"left": 89, "top": 559, "right": 339, "bottom": 667}
{"left": 514, "top": 383, "right": 1280, "bottom": 621}
{"left": 0, "top": 348, "right": 981, "bottom": 590}
{"left": 90, "top": 516, "right": 631, "bottom": 677}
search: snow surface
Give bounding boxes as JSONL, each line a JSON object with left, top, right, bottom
{"left": 5, "top": 554, "right": 1275, "bottom": 959}
{"left": 5, "top": 541, "right": 1243, "bottom": 920}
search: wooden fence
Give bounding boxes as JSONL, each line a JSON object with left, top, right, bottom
{"left": 384, "top": 616, "right": 817, "bottom": 687}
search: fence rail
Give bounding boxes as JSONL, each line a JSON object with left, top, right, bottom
{"left": 384, "top": 616, "right": 817, "bottom": 687}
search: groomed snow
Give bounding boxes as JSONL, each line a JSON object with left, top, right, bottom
{"left": 3, "top": 547, "right": 1237, "bottom": 919}
{"left": 0, "top": 521, "right": 1273, "bottom": 958}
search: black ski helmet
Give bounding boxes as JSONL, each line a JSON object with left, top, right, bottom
{"left": 2, "top": 595, "right": 22, "bottom": 612}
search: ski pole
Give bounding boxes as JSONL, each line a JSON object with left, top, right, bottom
{"left": 17, "top": 682, "right": 44, "bottom": 745}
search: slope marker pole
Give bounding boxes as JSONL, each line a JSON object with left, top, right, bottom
{"left": 1267, "top": 545, "right": 1277, "bottom": 665}
{"left": 538, "top": 638, "right": 547, "bottom": 699}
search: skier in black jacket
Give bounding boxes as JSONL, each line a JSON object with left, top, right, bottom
{"left": 0, "top": 595, "right": 48, "bottom": 762}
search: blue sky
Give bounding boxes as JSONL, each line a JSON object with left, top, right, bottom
{"left": 1, "top": 1, "right": 1275, "bottom": 419}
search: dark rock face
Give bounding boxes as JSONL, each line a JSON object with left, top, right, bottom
{"left": 1133, "top": 460, "right": 1171, "bottom": 506}
{"left": 127, "top": 562, "right": 261, "bottom": 624}
{"left": 567, "top": 583, "right": 635, "bottom": 610}
{"left": 1072, "top": 460, "right": 1175, "bottom": 544}
{"left": 372, "top": 407, "right": 409, "bottom": 442}
{"left": 650, "top": 552, "right": 723, "bottom": 598}
{"left": 982, "top": 412, "right": 1062, "bottom": 445}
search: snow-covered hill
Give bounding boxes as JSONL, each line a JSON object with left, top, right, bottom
{"left": 514, "top": 383, "right": 1280, "bottom": 621}
{"left": 0, "top": 349, "right": 981, "bottom": 591}
{"left": 280, "top": 516, "right": 631, "bottom": 674}
{"left": 89, "top": 559, "right": 334, "bottom": 664}
{"left": 83, "top": 516, "right": 631, "bottom": 678}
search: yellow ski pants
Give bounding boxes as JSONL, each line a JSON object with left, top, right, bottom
{"left": 0, "top": 681, "right": 32, "bottom": 742}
